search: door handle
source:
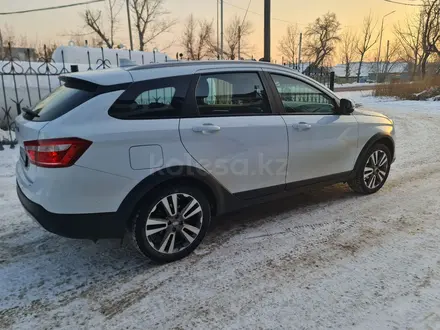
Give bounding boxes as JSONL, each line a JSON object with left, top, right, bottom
{"left": 192, "top": 123, "right": 221, "bottom": 134}
{"left": 293, "top": 122, "right": 312, "bottom": 131}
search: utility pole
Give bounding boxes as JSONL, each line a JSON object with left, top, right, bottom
{"left": 238, "top": 26, "right": 241, "bottom": 60}
{"left": 217, "top": 0, "right": 220, "bottom": 59}
{"left": 264, "top": 0, "right": 271, "bottom": 62}
{"left": 298, "top": 32, "right": 302, "bottom": 71}
{"left": 126, "top": 0, "right": 133, "bottom": 50}
{"left": 384, "top": 39, "right": 390, "bottom": 81}
{"left": 376, "top": 10, "right": 395, "bottom": 83}
{"left": 220, "top": 0, "right": 224, "bottom": 59}
{"left": 238, "top": 0, "right": 252, "bottom": 61}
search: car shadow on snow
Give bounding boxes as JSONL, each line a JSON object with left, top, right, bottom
{"left": 207, "top": 183, "right": 357, "bottom": 241}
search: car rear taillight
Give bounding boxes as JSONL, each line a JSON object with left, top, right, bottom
{"left": 24, "top": 138, "right": 92, "bottom": 168}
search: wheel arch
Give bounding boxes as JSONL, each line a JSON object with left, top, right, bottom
{"left": 116, "top": 166, "right": 237, "bottom": 229}
{"left": 354, "top": 133, "right": 395, "bottom": 171}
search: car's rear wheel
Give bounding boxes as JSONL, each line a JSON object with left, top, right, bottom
{"left": 131, "top": 185, "right": 211, "bottom": 263}
{"left": 349, "top": 143, "right": 391, "bottom": 194}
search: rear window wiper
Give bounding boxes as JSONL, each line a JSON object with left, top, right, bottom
{"left": 21, "top": 107, "right": 40, "bottom": 119}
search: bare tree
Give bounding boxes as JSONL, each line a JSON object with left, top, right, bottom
{"left": 420, "top": 0, "right": 440, "bottom": 77}
{"left": 0, "top": 24, "right": 15, "bottom": 46}
{"left": 0, "top": 25, "right": 38, "bottom": 58}
{"left": 278, "top": 24, "right": 299, "bottom": 64}
{"left": 340, "top": 29, "right": 358, "bottom": 79}
{"left": 130, "top": 0, "right": 177, "bottom": 51}
{"left": 356, "top": 13, "right": 380, "bottom": 82}
{"left": 0, "top": 24, "right": 29, "bottom": 48}
{"left": 374, "top": 39, "right": 403, "bottom": 81}
{"left": 222, "top": 15, "right": 253, "bottom": 60}
{"left": 82, "top": 0, "right": 123, "bottom": 49}
{"left": 181, "top": 14, "right": 214, "bottom": 60}
{"left": 394, "top": 13, "right": 425, "bottom": 79}
{"left": 304, "top": 12, "right": 341, "bottom": 67}
{"left": 35, "top": 43, "right": 58, "bottom": 61}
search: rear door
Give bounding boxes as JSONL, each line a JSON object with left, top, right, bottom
{"left": 266, "top": 71, "right": 359, "bottom": 184}
{"left": 179, "top": 69, "right": 288, "bottom": 198}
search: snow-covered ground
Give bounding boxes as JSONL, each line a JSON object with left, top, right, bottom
{"left": 2, "top": 91, "right": 440, "bottom": 329}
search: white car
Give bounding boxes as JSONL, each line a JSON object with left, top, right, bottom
{"left": 15, "top": 61, "right": 395, "bottom": 263}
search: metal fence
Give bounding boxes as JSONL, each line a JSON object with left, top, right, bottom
{"left": 304, "top": 68, "right": 335, "bottom": 91}
{"left": 283, "top": 63, "right": 335, "bottom": 91}
{"left": 0, "top": 43, "right": 169, "bottom": 150}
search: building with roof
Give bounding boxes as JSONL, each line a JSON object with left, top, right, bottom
{"left": 333, "top": 62, "right": 409, "bottom": 83}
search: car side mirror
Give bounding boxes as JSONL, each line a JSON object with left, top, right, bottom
{"left": 338, "top": 98, "right": 355, "bottom": 115}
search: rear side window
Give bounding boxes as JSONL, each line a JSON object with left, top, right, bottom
{"left": 195, "top": 72, "right": 271, "bottom": 116}
{"left": 109, "top": 75, "right": 191, "bottom": 119}
{"left": 28, "top": 85, "right": 95, "bottom": 122}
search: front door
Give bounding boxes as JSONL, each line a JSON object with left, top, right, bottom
{"left": 268, "top": 73, "right": 359, "bottom": 184}
{"left": 179, "top": 70, "right": 288, "bottom": 197}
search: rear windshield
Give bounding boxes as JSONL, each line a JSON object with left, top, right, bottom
{"left": 25, "top": 85, "right": 95, "bottom": 122}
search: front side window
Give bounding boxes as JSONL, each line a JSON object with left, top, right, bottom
{"left": 271, "top": 74, "right": 335, "bottom": 114}
{"left": 109, "top": 75, "right": 191, "bottom": 119}
{"left": 195, "top": 72, "right": 271, "bottom": 116}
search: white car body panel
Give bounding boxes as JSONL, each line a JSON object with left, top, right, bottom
{"left": 14, "top": 60, "right": 395, "bottom": 229}
{"left": 180, "top": 116, "right": 288, "bottom": 194}
{"left": 354, "top": 110, "right": 395, "bottom": 158}
{"left": 16, "top": 161, "right": 134, "bottom": 214}
{"left": 282, "top": 114, "right": 359, "bottom": 182}
{"left": 21, "top": 90, "right": 204, "bottom": 214}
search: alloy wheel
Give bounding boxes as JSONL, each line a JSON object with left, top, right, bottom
{"left": 145, "top": 193, "right": 203, "bottom": 254}
{"left": 363, "top": 150, "right": 389, "bottom": 190}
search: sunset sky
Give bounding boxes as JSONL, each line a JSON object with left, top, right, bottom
{"left": 1, "top": 0, "right": 419, "bottom": 62}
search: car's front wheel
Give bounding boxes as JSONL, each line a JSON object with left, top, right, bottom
{"left": 349, "top": 143, "right": 391, "bottom": 194}
{"left": 131, "top": 185, "right": 211, "bottom": 263}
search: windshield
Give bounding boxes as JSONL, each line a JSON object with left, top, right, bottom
{"left": 25, "top": 85, "right": 95, "bottom": 122}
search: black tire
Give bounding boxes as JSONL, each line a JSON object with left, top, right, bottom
{"left": 131, "top": 184, "right": 211, "bottom": 263}
{"left": 349, "top": 143, "right": 391, "bottom": 194}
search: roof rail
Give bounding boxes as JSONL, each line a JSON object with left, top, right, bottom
{"left": 127, "top": 60, "right": 284, "bottom": 71}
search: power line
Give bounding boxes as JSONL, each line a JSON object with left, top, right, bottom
{"left": 0, "top": 0, "right": 105, "bottom": 16}
{"left": 384, "top": 0, "right": 424, "bottom": 6}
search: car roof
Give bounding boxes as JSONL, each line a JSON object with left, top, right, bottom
{"left": 127, "top": 60, "right": 303, "bottom": 78}
{"left": 127, "top": 60, "right": 290, "bottom": 72}
{"left": 61, "top": 61, "right": 338, "bottom": 99}
{"left": 63, "top": 61, "right": 302, "bottom": 84}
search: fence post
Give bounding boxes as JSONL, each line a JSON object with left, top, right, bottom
{"left": 329, "top": 72, "right": 335, "bottom": 91}
{"left": 87, "top": 51, "right": 92, "bottom": 70}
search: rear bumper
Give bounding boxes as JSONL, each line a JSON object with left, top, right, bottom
{"left": 17, "top": 183, "right": 125, "bottom": 240}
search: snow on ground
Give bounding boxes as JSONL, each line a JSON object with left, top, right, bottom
{"left": 0, "top": 129, "right": 16, "bottom": 142}
{"left": 2, "top": 92, "right": 440, "bottom": 329}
